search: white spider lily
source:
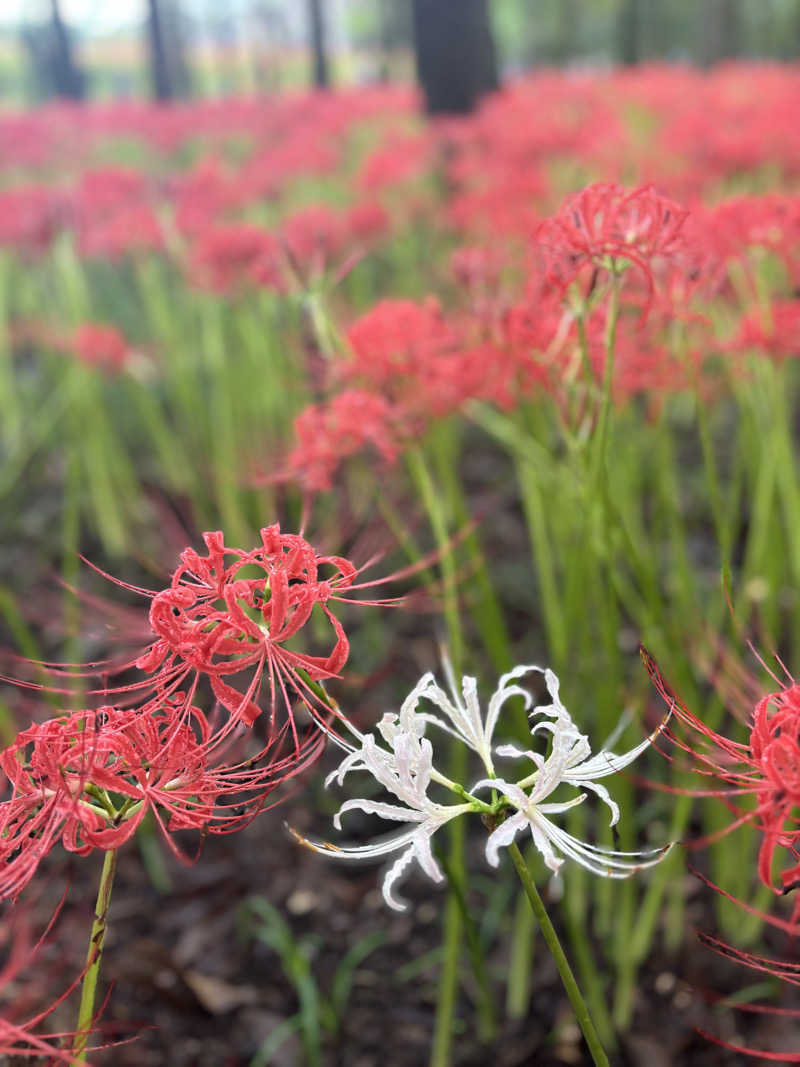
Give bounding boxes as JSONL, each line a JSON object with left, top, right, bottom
{"left": 409, "top": 659, "right": 540, "bottom": 775}
{"left": 291, "top": 661, "right": 670, "bottom": 910}
{"left": 291, "top": 663, "right": 543, "bottom": 910}
{"left": 475, "top": 673, "right": 672, "bottom": 876}
{"left": 293, "top": 725, "right": 471, "bottom": 911}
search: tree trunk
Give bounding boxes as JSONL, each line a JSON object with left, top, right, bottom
{"left": 617, "top": 0, "right": 640, "bottom": 66}
{"left": 412, "top": 0, "right": 499, "bottom": 116}
{"left": 699, "top": 0, "right": 741, "bottom": 67}
{"left": 308, "top": 0, "right": 329, "bottom": 89}
{"left": 146, "top": 0, "right": 190, "bottom": 101}
{"left": 49, "top": 0, "right": 86, "bottom": 99}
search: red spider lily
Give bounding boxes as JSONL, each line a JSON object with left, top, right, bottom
{"left": 0, "top": 185, "right": 68, "bottom": 256}
{"left": 187, "top": 224, "right": 284, "bottom": 294}
{"left": 73, "top": 323, "right": 130, "bottom": 373}
{"left": 700, "top": 195, "right": 800, "bottom": 290}
{"left": 37, "top": 526, "right": 414, "bottom": 742}
{"left": 733, "top": 300, "right": 800, "bottom": 363}
{"left": 285, "top": 389, "right": 407, "bottom": 492}
{"left": 694, "top": 934, "right": 800, "bottom": 1062}
{"left": 537, "top": 183, "right": 689, "bottom": 306}
{"left": 357, "top": 133, "right": 432, "bottom": 192}
{"left": 280, "top": 205, "right": 347, "bottom": 277}
{"left": 678, "top": 871, "right": 800, "bottom": 1061}
{"left": 343, "top": 298, "right": 456, "bottom": 395}
{"left": 641, "top": 647, "right": 800, "bottom": 900}
{"left": 78, "top": 203, "right": 164, "bottom": 262}
{"left": 0, "top": 694, "right": 324, "bottom": 900}
{"left": 344, "top": 200, "right": 391, "bottom": 245}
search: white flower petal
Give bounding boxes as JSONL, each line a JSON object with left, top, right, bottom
{"left": 382, "top": 845, "right": 416, "bottom": 911}
{"left": 528, "top": 815, "right": 565, "bottom": 875}
{"left": 334, "top": 799, "right": 427, "bottom": 830}
{"left": 412, "top": 829, "right": 445, "bottom": 884}
{"left": 484, "top": 811, "right": 528, "bottom": 867}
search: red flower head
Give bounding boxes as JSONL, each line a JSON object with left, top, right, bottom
{"left": 188, "top": 224, "right": 284, "bottom": 293}
{"left": 344, "top": 298, "right": 455, "bottom": 395}
{"left": 285, "top": 389, "right": 406, "bottom": 492}
{"left": 537, "top": 183, "right": 689, "bottom": 306}
{"left": 642, "top": 648, "right": 800, "bottom": 902}
{"left": 733, "top": 300, "right": 800, "bottom": 364}
{"left": 280, "top": 205, "right": 346, "bottom": 276}
{"left": 0, "top": 694, "right": 323, "bottom": 900}
{"left": 112, "top": 526, "right": 403, "bottom": 735}
{"left": 73, "top": 323, "right": 130, "bottom": 373}
{"left": 748, "top": 686, "right": 800, "bottom": 892}
{"left": 0, "top": 185, "right": 67, "bottom": 256}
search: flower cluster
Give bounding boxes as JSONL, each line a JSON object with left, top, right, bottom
{"left": 536, "top": 182, "right": 689, "bottom": 302}
{"left": 0, "top": 524, "right": 416, "bottom": 902}
{"left": 124, "top": 525, "right": 404, "bottom": 735}
{"left": 0, "top": 694, "right": 324, "bottom": 901}
{"left": 293, "top": 662, "right": 671, "bottom": 910}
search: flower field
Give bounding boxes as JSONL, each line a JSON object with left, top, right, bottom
{"left": 2, "top": 62, "right": 800, "bottom": 1064}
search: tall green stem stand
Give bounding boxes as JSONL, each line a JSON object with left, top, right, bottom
{"left": 507, "top": 842, "right": 610, "bottom": 1067}
{"left": 73, "top": 848, "right": 118, "bottom": 1062}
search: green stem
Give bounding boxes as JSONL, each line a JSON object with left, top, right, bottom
{"left": 507, "top": 842, "right": 610, "bottom": 1067}
{"left": 588, "top": 273, "right": 621, "bottom": 493}
{"left": 74, "top": 848, "right": 118, "bottom": 1061}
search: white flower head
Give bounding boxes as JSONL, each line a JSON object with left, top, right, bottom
{"left": 293, "top": 696, "right": 471, "bottom": 911}
{"left": 290, "top": 662, "right": 671, "bottom": 910}
{"left": 404, "top": 657, "right": 542, "bottom": 775}
{"left": 476, "top": 670, "right": 672, "bottom": 877}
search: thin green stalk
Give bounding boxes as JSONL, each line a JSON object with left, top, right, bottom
{"left": 437, "top": 844, "right": 496, "bottom": 1043}
{"left": 588, "top": 272, "right": 621, "bottom": 493}
{"left": 507, "top": 842, "right": 610, "bottom": 1067}
{"left": 506, "top": 866, "right": 535, "bottom": 1019}
{"left": 74, "top": 848, "right": 118, "bottom": 1062}
{"left": 404, "top": 447, "right": 478, "bottom": 1067}
{"left": 430, "top": 750, "right": 466, "bottom": 1067}
{"left": 405, "top": 446, "right": 463, "bottom": 671}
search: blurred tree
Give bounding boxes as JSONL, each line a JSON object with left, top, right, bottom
{"left": 147, "top": 0, "right": 191, "bottom": 101}
{"left": 699, "top": 0, "right": 743, "bottom": 65}
{"left": 308, "top": 0, "right": 330, "bottom": 87}
{"left": 21, "top": 0, "right": 86, "bottom": 101}
{"left": 550, "top": 0, "right": 579, "bottom": 63}
{"left": 617, "top": 0, "right": 640, "bottom": 65}
{"left": 412, "top": 0, "right": 499, "bottom": 114}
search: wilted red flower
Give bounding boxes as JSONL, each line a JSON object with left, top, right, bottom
{"left": 537, "top": 183, "right": 689, "bottom": 303}
{"left": 642, "top": 648, "right": 800, "bottom": 901}
{"left": 73, "top": 323, "right": 130, "bottom": 373}
{"left": 0, "top": 694, "right": 323, "bottom": 900}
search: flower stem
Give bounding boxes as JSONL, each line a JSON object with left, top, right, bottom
{"left": 73, "top": 848, "right": 118, "bottom": 1062}
{"left": 507, "top": 841, "right": 610, "bottom": 1067}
